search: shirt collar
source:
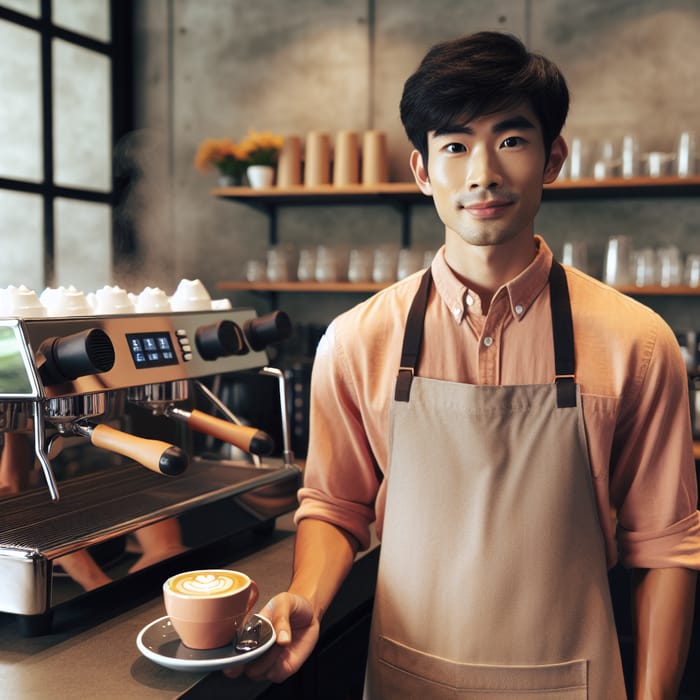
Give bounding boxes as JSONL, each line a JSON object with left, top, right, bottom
{"left": 430, "top": 235, "right": 554, "bottom": 324}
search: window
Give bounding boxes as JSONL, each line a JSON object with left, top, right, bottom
{"left": 0, "top": 0, "right": 132, "bottom": 294}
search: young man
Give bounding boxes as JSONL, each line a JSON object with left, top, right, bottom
{"left": 232, "top": 32, "right": 699, "bottom": 698}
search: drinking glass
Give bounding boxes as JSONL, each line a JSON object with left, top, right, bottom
{"left": 685, "top": 254, "right": 700, "bottom": 288}
{"left": 372, "top": 245, "right": 399, "bottom": 283}
{"left": 347, "top": 247, "right": 374, "bottom": 283}
{"left": 246, "top": 260, "right": 267, "bottom": 282}
{"left": 297, "top": 248, "right": 317, "bottom": 282}
{"left": 397, "top": 248, "right": 423, "bottom": 280}
{"left": 561, "top": 241, "right": 588, "bottom": 273}
{"left": 603, "top": 236, "right": 632, "bottom": 286}
{"left": 657, "top": 246, "right": 682, "bottom": 287}
{"left": 315, "top": 246, "right": 340, "bottom": 282}
{"left": 631, "top": 248, "right": 656, "bottom": 288}
{"left": 677, "top": 131, "right": 696, "bottom": 178}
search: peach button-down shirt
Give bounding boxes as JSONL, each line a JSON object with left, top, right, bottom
{"left": 295, "top": 237, "right": 700, "bottom": 570}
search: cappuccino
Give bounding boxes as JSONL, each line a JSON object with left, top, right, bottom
{"left": 167, "top": 570, "right": 247, "bottom": 597}
{"left": 163, "top": 569, "right": 259, "bottom": 649}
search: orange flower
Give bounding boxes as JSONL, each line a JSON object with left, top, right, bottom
{"left": 194, "top": 138, "right": 230, "bottom": 171}
{"left": 194, "top": 138, "right": 250, "bottom": 178}
{"left": 240, "top": 129, "right": 284, "bottom": 166}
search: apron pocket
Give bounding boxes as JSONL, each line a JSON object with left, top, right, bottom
{"left": 373, "top": 635, "right": 587, "bottom": 699}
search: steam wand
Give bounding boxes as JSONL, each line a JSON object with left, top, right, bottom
{"left": 32, "top": 402, "right": 60, "bottom": 502}
{"left": 259, "top": 367, "right": 295, "bottom": 469}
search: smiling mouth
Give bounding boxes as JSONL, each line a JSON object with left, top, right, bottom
{"left": 461, "top": 200, "right": 513, "bottom": 218}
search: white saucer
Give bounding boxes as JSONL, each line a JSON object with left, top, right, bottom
{"left": 136, "top": 614, "right": 276, "bottom": 672}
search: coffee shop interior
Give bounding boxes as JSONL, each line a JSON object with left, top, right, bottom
{"left": 1, "top": 0, "right": 699, "bottom": 697}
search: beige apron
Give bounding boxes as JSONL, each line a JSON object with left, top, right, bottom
{"left": 364, "top": 262, "right": 627, "bottom": 699}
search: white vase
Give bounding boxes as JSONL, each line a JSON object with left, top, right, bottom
{"left": 247, "top": 165, "right": 275, "bottom": 189}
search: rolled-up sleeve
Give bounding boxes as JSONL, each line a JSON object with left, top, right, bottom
{"left": 613, "top": 314, "right": 700, "bottom": 570}
{"left": 294, "top": 320, "right": 381, "bottom": 550}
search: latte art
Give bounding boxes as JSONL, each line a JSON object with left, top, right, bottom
{"left": 168, "top": 570, "right": 247, "bottom": 597}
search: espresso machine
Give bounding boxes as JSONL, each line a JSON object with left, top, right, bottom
{"left": 0, "top": 288, "right": 301, "bottom": 633}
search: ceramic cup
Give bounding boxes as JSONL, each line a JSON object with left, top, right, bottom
{"left": 163, "top": 569, "right": 259, "bottom": 649}
{"left": 0, "top": 285, "right": 47, "bottom": 317}
{"left": 92, "top": 285, "right": 135, "bottom": 314}
{"left": 40, "top": 285, "right": 92, "bottom": 316}
{"left": 133, "top": 286, "right": 172, "bottom": 313}
{"left": 170, "top": 279, "right": 211, "bottom": 311}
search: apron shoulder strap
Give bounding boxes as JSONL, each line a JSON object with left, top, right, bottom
{"left": 394, "top": 259, "right": 577, "bottom": 408}
{"left": 395, "top": 269, "right": 432, "bottom": 402}
{"left": 549, "top": 260, "right": 577, "bottom": 408}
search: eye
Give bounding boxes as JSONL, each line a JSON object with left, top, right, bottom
{"left": 501, "top": 136, "right": 526, "bottom": 149}
{"left": 444, "top": 142, "right": 467, "bottom": 154}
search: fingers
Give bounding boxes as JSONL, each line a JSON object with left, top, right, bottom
{"left": 221, "top": 593, "right": 318, "bottom": 684}
{"left": 263, "top": 599, "right": 289, "bottom": 645}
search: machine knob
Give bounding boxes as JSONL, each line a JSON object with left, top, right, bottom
{"left": 243, "top": 311, "right": 292, "bottom": 351}
{"left": 195, "top": 320, "right": 248, "bottom": 360}
{"left": 39, "top": 328, "right": 115, "bottom": 385}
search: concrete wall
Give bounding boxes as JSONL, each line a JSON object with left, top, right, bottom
{"left": 129, "top": 0, "right": 700, "bottom": 336}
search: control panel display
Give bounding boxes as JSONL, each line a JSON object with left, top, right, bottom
{"left": 126, "top": 332, "right": 178, "bottom": 368}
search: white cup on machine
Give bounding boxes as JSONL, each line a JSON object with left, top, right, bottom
{"left": 91, "top": 285, "right": 135, "bottom": 314}
{"left": 170, "top": 279, "right": 212, "bottom": 311}
{"left": 133, "top": 286, "right": 172, "bottom": 313}
{"left": 0, "top": 285, "right": 47, "bottom": 317}
{"left": 40, "top": 285, "right": 92, "bottom": 316}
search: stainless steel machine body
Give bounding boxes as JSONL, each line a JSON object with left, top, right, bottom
{"left": 0, "top": 308, "right": 300, "bottom": 622}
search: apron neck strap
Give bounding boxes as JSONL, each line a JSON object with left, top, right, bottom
{"left": 394, "top": 259, "right": 576, "bottom": 408}
{"left": 394, "top": 267, "right": 432, "bottom": 402}
{"left": 548, "top": 260, "right": 577, "bottom": 408}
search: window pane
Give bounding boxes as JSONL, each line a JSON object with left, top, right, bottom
{"left": 53, "top": 39, "right": 112, "bottom": 191}
{"left": 54, "top": 198, "right": 111, "bottom": 290}
{"left": 0, "top": 0, "right": 39, "bottom": 17}
{"left": 0, "top": 20, "right": 42, "bottom": 182}
{"left": 0, "top": 191, "right": 44, "bottom": 291}
{"left": 52, "top": 0, "right": 110, "bottom": 42}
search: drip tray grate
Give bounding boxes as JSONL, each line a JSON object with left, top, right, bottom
{"left": 0, "top": 459, "right": 299, "bottom": 557}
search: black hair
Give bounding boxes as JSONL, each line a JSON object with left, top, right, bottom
{"left": 400, "top": 32, "right": 569, "bottom": 164}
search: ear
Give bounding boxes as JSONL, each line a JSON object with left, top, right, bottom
{"left": 410, "top": 149, "right": 432, "bottom": 195}
{"left": 543, "top": 135, "right": 568, "bottom": 184}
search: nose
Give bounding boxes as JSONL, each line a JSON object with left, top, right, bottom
{"left": 467, "top": 146, "right": 502, "bottom": 190}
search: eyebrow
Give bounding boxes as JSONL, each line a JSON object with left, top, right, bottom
{"left": 434, "top": 115, "right": 537, "bottom": 137}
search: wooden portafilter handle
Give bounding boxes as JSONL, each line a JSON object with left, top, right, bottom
{"left": 74, "top": 422, "right": 188, "bottom": 476}
{"left": 167, "top": 407, "right": 274, "bottom": 457}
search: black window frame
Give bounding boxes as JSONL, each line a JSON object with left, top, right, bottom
{"left": 0, "top": 0, "right": 133, "bottom": 285}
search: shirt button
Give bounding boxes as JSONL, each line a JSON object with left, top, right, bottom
{"left": 515, "top": 304, "right": 523, "bottom": 315}
{"left": 453, "top": 307, "right": 461, "bottom": 320}
{"left": 483, "top": 336, "right": 494, "bottom": 347}
{"left": 465, "top": 294, "right": 474, "bottom": 306}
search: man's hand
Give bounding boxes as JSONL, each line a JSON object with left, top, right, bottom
{"left": 223, "top": 593, "right": 318, "bottom": 684}
{"left": 223, "top": 518, "right": 359, "bottom": 685}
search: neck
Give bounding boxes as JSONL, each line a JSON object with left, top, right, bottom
{"left": 444, "top": 232, "right": 537, "bottom": 312}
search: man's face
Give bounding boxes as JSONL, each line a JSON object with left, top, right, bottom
{"left": 411, "top": 103, "right": 565, "bottom": 249}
